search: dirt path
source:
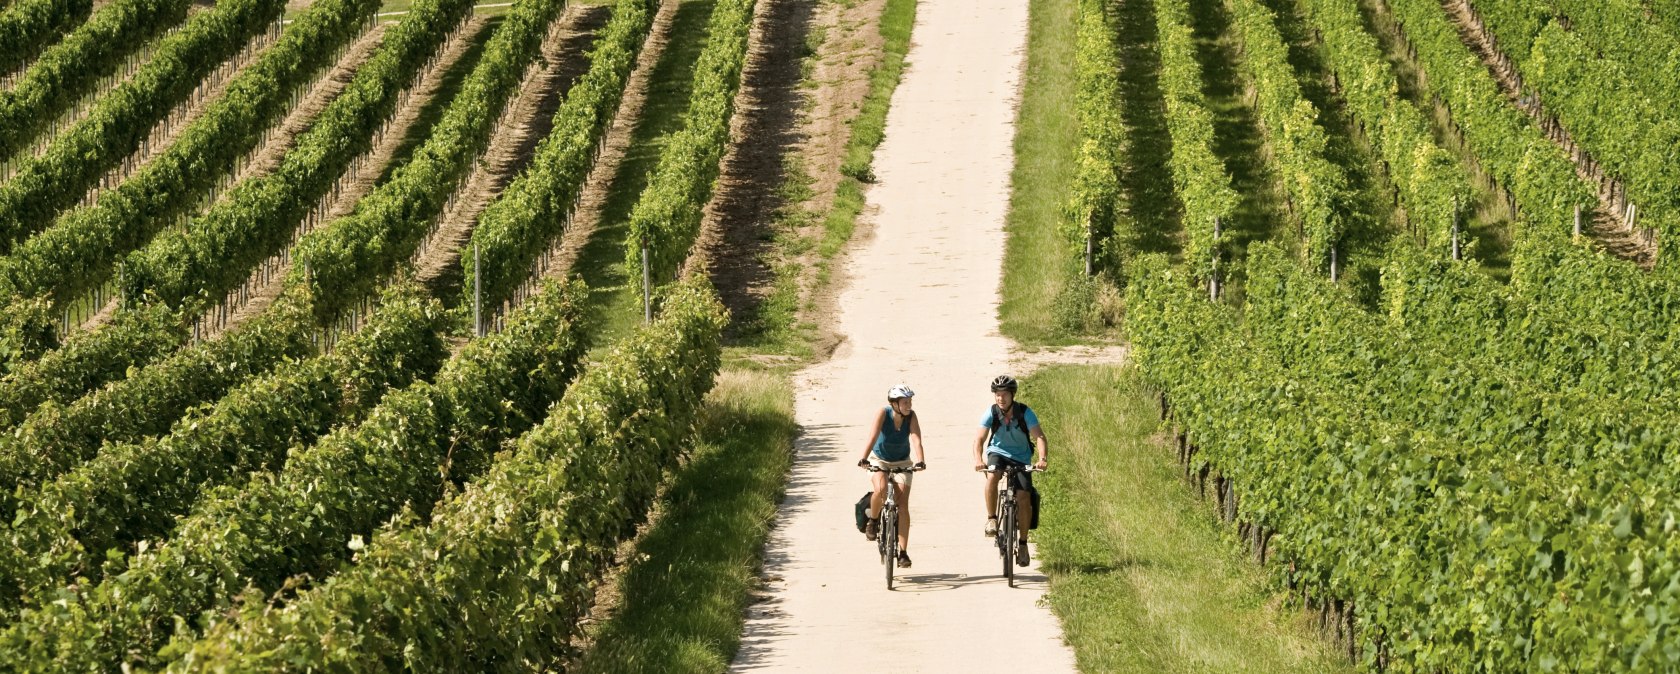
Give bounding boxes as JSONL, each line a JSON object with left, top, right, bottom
{"left": 1427, "top": 0, "right": 1655, "bottom": 265}
{"left": 413, "top": 4, "right": 609, "bottom": 295}
{"left": 729, "top": 0, "right": 1076, "bottom": 670}
{"left": 197, "top": 15, "right": 492, "bottom": 340}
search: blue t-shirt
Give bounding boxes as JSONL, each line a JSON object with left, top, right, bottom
{"left": 980, "top": 404, "right": 1039, "bottom": 464}
{"left": 872, "top": 407, "right": 915, "bottom": 461}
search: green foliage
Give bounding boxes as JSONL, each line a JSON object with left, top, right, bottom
{"left": 0, "top": 0, "right": 191, "bottom": 163}
{"left": 0, "top": 285, "right": 448, "bottom": 619}
{"left": 166, "top": 277, "right": 724, "bottom": 672}
{"left": 1152, "top": 0, "right": 1239, "bottom": 282}
{"left": 1224, "top": 0, "right": 1347, "bottom": 269}
{"left": 0, "top": 0, "right": 381, "bottom": 308}
{"left": 1051, "top": 271, "right": 1103, "bottom": 335}
{"left": 0, "top": 301, "right": 187, "bottom": 431}
{"left": 121, "top": 0, "right": 475, "bottom": 309}
{"left": 0, "top": 0, "right": 287, "bottom": 252}
{"left": 292, "top": 0, "right": 567, "bottom": 321}
{"left": 0, "top": 280, "right": 592, "bottom": 671}
{"left": 1066, "top": 0, "right": 1130, "bottom": 275}
{"left": 464, "top": 0, "right": 656, "bottom": 309}
{"left": 0, "top": 294, "right": 57, "bottom": 373}
{"left": 1372, "top": 0, "right": 1591, "bottom": 239}
{"left": 1472, "top": 0, "right": 1680, "bottom": 245}
{"left": 624, "top": 0, "right": 757, "bottom": 281}
{"left": 0, "top": 0, "right": 91, "bottom": 76}
{"left": 1293, "top": 0, "right": 1469, "bottom": 252}
{"left": 1128, "top": 244, "right": 1680, "bottom": 672}
{"left": 0, "top": 297, "right": 314, "bottom": 524}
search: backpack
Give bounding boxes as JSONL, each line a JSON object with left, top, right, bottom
{"left": 854, "top": 491, "right": 872, "bottom": 532}
{"left": 986, "top": 402, "right": 1031, "bottom": 444}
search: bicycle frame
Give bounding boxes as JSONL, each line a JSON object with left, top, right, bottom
{"left": 869, "top": 465, "right": 919, "bottom": 590}
{"left": 984, "top": 464, "right": 1036, "bottom": 587}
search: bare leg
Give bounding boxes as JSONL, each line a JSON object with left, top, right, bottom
{"left": 897, "top": 480, "right": 913, "bottom": 549}
{"left": 984, "top": 472, "right": 1001, "bottom": 518}
{"left": 869, "top": 471, "right": 887, "bottom": 519}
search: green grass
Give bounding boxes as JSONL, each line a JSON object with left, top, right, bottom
{"left": 571, "top": 366, "right": 796, "bottom": 674}
{"left": 1030, "top": 363, "right": 1354, "bottom": 673}
{"left": 569, "top": 0, "right": 716, "bottom": 347}
{"left": 998, "top": 0, "right": 1081, "bottom": 346}
{"left": 769, "top": 0, "right": 917, "bottom": 349}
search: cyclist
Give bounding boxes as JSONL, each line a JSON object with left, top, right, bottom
{"left": 973, "top": 374, "right": 1047, "bottom": 567}
{"left": 856, "top": 384, "right": 926, "bottom": 568}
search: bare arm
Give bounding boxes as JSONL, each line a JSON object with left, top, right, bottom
{"left": 973, "top": 426, "right": 989, "bottom": 470}
{"left": 1030, "top": 424, "right": 1049, "bottom": 468}
{"left": 908, "top": 414, "right": 926, "bottom": 465}
{"left": 858, "top": 408, "right": 887, "bottom": 465}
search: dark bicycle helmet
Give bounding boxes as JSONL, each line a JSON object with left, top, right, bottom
{"left": 990, "top": 374, "right": 1018, "bottom": 393}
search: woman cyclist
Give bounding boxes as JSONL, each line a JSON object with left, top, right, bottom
{"left": 973, "top": 374, "right": 1047, "bottom": 568}
{"left": 856, "top": 384, "right": 926, "bottom": 568}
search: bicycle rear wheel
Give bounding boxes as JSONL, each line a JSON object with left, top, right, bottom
{"left": 994, "top": 494, "right": 1007, "bottom": 581}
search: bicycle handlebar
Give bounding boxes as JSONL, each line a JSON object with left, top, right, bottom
{"left": 866, "top": 465, "right": 925, "bottom": 473}
{"left": 978, "top": 465, "right": 1043, "bottom": 474}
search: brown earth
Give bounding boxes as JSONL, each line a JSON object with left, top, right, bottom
{"left": 199, "top": 15, "right": 494, "bottom": 340}
{"left": 686, "top": 0, "right": 813, "bottom": 341}
{"left": 541, "top": 0, "right": 681, "bottom": 283}
{"left": 1429, "top": 0, "right": 1656, "bottom": 266}
{"left": 413, "top": 4, "right": 610, "bottom": 298}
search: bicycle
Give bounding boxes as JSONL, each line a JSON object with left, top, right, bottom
{"left": 983, "top": 463, "right": 1039, "bottom": 587}
{"left": 868, "top": 465, "right": 922, "bottom": 590}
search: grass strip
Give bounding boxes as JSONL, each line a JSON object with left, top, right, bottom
{"left": 572, "top": 367, "right": 795, "bottom": 674}
{"left": 999, "top": 0, "right": 1079, "bottom": 345}
{"left": 1030, "top": 362, "right": 1351, "bottom": 673}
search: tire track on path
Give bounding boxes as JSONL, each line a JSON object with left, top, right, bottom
{"left": 729, "top": 0, "right": 1076, "bottom": 670}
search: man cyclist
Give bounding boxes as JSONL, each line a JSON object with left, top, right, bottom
{"left": 857, "top": 384, "right": 926, "bottom": 568}
{"left": 973, "top": 374, "right": 1047, "bottom": 567}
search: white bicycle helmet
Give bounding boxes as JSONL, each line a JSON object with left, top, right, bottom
{"left": 887, "top": 384, "right": 915, "bottom": 401}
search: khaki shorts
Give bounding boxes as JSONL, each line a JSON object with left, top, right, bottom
{"left": 868, "top": 456, "right": 915, "bottom": 487}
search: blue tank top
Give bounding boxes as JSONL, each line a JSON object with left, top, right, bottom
{"left": 871, "top": 407, "right": 914, "bottom": 461}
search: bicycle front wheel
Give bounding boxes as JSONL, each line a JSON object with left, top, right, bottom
{"left": 883, "top": 504, "right": 898, "bottom": 589}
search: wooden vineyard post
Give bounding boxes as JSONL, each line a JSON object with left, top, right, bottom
{"left": 1085, "top": 224, "right": 1095, "bottom": 277}
{"left": 1573, "top": 203, "right": 1582, "bottom": 239}
{"left": 641, "top": 240, "right": 652, "bottom": 323}
{"left": 1451, "top": 197, "right": 1461, "bottom": 261}
{"left": 470, "top": 240, "right": 483, "bottom": 336}
{"left": 1330, "top": 245, "right": 1339, "bottom": 283}
{"left": 1210, "top": 217, "right": 1221, "bottom": 302}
